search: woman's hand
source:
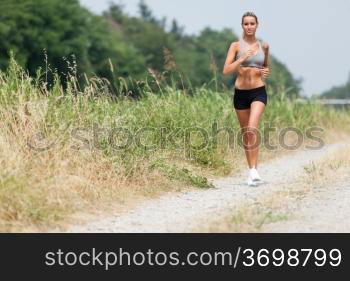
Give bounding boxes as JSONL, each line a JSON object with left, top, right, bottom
{"left": 260, "top": 67, "right": 270, "bottom": 79}
{"left": 242, "top": 49, "right": 255, "bottom": 61}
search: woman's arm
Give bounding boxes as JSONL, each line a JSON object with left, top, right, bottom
{"left": 262, "top": 42, "right": 270, "bottom": 68}
{"left": 261, "top": 42, "right": 270, "bottom": 79}
{"left": 223, "top": 42, "right": 246, "bottom": 75}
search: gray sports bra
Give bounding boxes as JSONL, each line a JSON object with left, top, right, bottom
{"left": 236, "top": 37, "right": 265, "bottom": 68}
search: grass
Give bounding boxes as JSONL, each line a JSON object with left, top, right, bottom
{"left": 1, "top": 58, "right": 350, "bottom": 232}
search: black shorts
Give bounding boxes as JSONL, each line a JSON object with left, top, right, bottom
{"left": 233, "top": 85, "right": 268, "bottom": 110}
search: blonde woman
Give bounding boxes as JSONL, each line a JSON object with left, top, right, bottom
{"left": 223, "top": 11, "right": 270, "bottom": 187}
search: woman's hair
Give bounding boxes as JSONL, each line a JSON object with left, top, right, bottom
{"left": 241, "top": 11, "right": 259, "bottom": 25}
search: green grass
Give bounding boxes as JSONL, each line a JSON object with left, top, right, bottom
{"left": 0, "top": 58, "right": 350, "bottom": 231}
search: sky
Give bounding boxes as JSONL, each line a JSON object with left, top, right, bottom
{"left": 80, "top": 0, "right": 350, "bottom": 97}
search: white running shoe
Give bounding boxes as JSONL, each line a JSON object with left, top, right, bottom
{"left": 250, "top": 168, "right": 263, "bottom": 183}
{"left": 247, "top": 174, "right": 258, "bottom": 187}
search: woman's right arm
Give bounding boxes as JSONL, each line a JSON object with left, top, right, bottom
{"left": 223, "top": 42, "right": 245, "bottom": 75}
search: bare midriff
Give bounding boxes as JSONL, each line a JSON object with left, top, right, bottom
{"left": 234, "top": 67, "right": 265, "bottom": 90}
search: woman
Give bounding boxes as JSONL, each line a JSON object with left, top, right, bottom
{"left": 223, "top": 11, "right": 270, "bottom": 187}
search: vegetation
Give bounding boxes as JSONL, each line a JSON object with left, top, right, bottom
{"left": 0, "top": 58, "right": 349, "bottom": 231}
{"left": 319, "top": 72, "right": 350, "bottom": 99}
{"left": 0, "top": 0, "right": 302, "bottom": 96}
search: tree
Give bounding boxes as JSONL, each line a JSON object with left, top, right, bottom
{"left": 105, "top": 2, "right": 125, "bottom": 24}
{"left": 0, "top": 0, "right": 91, "bottom": 76}
{"left": 138, "top": 0, "right": 156, "bottom": 24}
{"left": 321, "top": 72, "right": 350, "bottom": 98}
{"left": 106, "top": 5, "right": 171, "bottom": 72}
{"left": 170, "top": 19, "right": 185, "bottom": 38}
{"left": 0, "top": 0, "right": 146, "bottom": 86}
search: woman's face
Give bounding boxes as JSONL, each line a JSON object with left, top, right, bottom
{"left": 242, "top": 16, "right": 258, "bottom": 36}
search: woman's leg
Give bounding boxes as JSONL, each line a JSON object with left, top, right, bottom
{"left": 235, "top": 109, "right": 255, "bottom": 168}
{"left": 247, "top": 101, "right": 266, "bottom": 168}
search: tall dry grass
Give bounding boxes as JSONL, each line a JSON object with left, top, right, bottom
{"left": 1, "top": 57, "right": 350, "bottom": 231}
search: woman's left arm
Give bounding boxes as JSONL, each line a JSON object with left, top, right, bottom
{"left": 261, "top": 42, "right": 270, "bottom": 78}
{"left": 263, "top": 42, "right": 270, "bottom": 68}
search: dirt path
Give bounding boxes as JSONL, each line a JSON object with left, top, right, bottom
{"left": 66, "top": 141, "right": 349, "bottom": 233}
{"left": 265, "top": 172, "right": 350, "bottom": 232}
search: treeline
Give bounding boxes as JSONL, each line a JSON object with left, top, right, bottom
{"left": 0, "top": 0, "right": 302, "bottom": 96}
{"left": 320, "top": 72, "right": 350, "bottom": 99}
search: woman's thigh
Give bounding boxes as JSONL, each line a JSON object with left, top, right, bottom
{"left": 235, "top": 108, "right": 251, "bottom": 129}
{"left": 248, "top": 101, "right": 265, "bottom": 129}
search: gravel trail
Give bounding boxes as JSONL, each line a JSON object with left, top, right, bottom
{"left": 265, "top": 172, "right": 350, "bottom": 232}
{"left": 67, "top": 141, "right": 349, "bottom": 233}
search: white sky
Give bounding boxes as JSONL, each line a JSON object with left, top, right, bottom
{"left": 80, "top": 0, "right": 350, "bottom": 97}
